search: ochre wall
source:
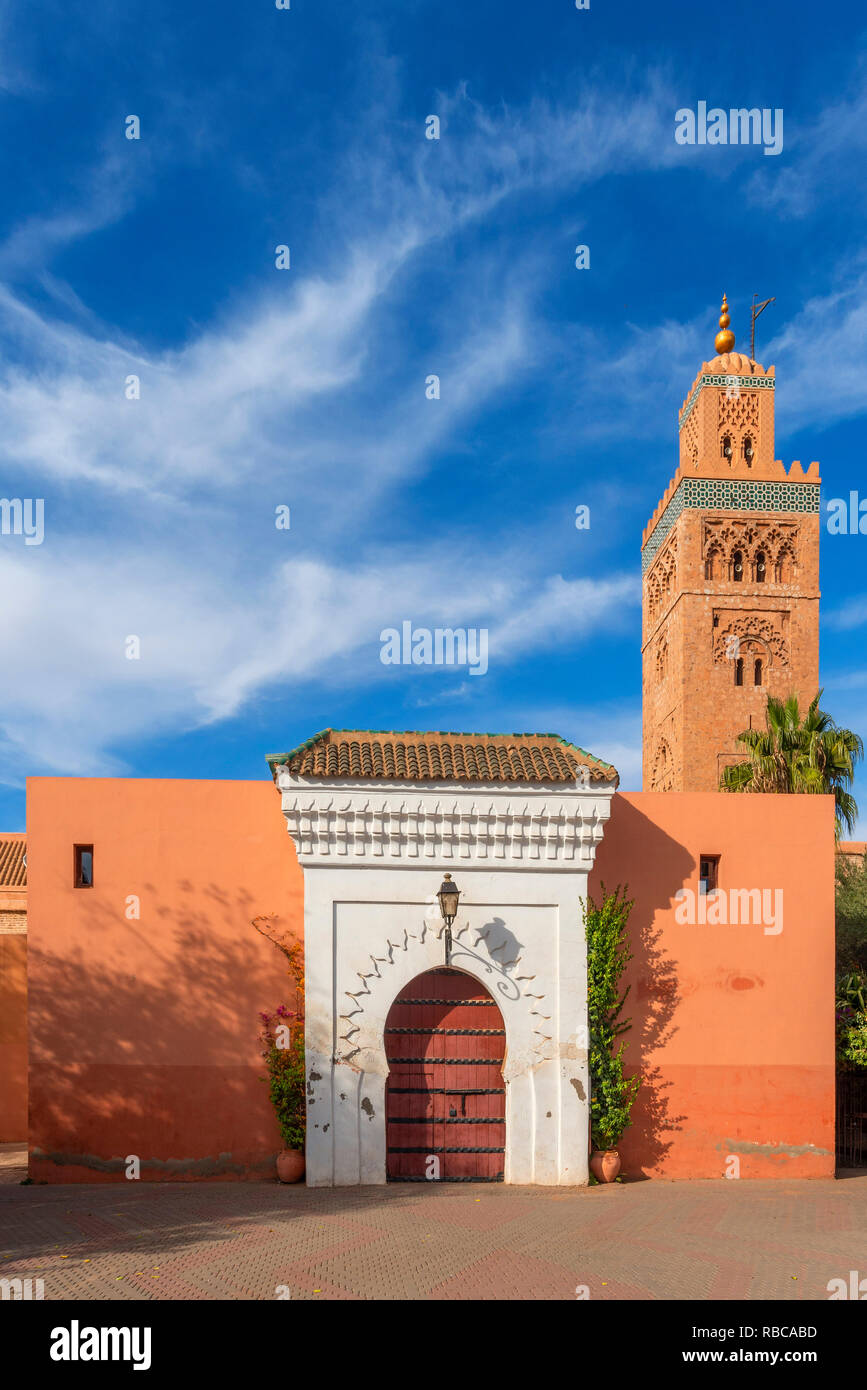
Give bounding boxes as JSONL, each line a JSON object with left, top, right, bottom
{"left": 590, "top": 791, "right": 836, "bottom": 1179}
{"left": 0, "top": 932, "right": 27, "bottom": 1140}
{"left": 27, "top": 778, "right": 300, "bottom": 1182}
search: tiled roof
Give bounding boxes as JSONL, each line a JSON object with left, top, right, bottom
{"left": 0, "top": 836, "right": 26, "bottom": 887}
{"left": 267, "top": 729, "right": 618, "bottom": 786}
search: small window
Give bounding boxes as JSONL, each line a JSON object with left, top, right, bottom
{"left": 699, "top": 856, "right": 720, "bottom": 896}
{"left": 735, "top": 657, "right": 744, "bottom": 686}
{"left": 721, "top": 434, "right": 732, "bottom": 462}
{"left": 732, "top": 550, "right": 744, "bottom": 582}
{"left": 74, "top": 844, "right": 93, "bottom": 888}
{"left": 755, "top": 551, "right": 766, "bottom": 582}
{"left": 743, "top": 436, "right": 754, "bottom": 464}
{"left": 754, "top": 658, "right": 763, "bottom": 686}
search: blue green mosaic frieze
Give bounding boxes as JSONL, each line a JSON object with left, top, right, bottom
{"left": 679, "top": 374, "right": 775, "bottom": 431}
{"left": 642, "top": 476, "right": 821, "bottom": 572}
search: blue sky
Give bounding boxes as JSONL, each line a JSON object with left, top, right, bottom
{"left": 1, "top": 0, "right": 866, "bottom": 831}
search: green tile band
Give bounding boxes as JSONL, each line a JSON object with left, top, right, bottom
{"left": 642, "top": 476, "right": 821, "bottom": 572}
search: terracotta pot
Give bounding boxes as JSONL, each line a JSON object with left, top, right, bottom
{"left": 590, "top": 1149, "right": 621, "bottom": 1183}
{"left": 276, "top": 1148, "right": 305, "bottom": 1184}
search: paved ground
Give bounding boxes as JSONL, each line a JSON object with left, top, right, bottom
{"left": 0, "top": 1148, "right": 864, "bottom": 1300}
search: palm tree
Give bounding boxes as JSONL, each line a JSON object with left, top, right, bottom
{"left": 721, "top": 691, "right": 863, "bottom": 838}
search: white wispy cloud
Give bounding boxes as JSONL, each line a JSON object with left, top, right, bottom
{"left": 764, "top": 262, "right": 867, "bottom": 435}
{"left": 745, "top": 62, "right": 867, "bottom": 218}
{"left": 0, "top": 540, "right": 635, "bottom": 779}
{"left": 0, "top": 58, "right": 863, "bottom": 791}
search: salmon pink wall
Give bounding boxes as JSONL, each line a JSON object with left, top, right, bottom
{"left": 590, "top": 792, "right": 836, "bottom": 1180}
{"left": 27, "top": 778, "right": 300, "bottom": 1182}
{"left": 27, "top": 778, "right": 835, "bottom": 1183}
{"left": 0, "top": 932, "right": 27, "bottom": 1140}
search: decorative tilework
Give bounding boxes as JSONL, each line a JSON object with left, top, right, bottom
{"left": 679, "top": 374, "right": 775, "bottom": 431}
{"left": 642, "top": 477, "right": 820, "bottom": 572}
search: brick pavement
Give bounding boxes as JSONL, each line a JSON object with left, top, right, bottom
{"left": 0, "top": 1169, "right": 864, "bottom": 1301}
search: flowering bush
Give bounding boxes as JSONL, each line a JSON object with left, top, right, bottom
{"left": 252, "top": 924, "right": 307, "bottom": 1151}
{"left": 259, "top": 1006, "right": 305, "bottom": 1151}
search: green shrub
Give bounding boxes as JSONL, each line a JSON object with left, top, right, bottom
{"left": 584, "top": 885, "right": 641, "bottom": 1151}
{"left": 259, "top": 1007, "right": 306, "bottom": 1151}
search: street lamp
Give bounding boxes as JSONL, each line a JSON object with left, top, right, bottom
{"left": 437, "top": 873, "right": 460, "bottom": 966}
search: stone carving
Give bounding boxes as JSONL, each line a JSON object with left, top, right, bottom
{"left": 651, "top": 737, "right": 675, "bottom": 792}
{"left": 718, "top": 389, "right": 759, "bottom": 434}
{"left": 713, "top": 614, "right": 789, "bottom": 666}
{"left": 702, "top": 518, "right": 799, "bottom": 574}
{"left": 645, "top": 533, "right": 678, "bottom": 629}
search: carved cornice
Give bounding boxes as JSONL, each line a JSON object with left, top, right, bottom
{"left": 275, "top": 770, "right": 615, "bottom": 868}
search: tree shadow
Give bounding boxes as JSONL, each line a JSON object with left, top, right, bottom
{"left": 590, "top": 796, "right": 693, "bottom": 1175}
{"left": 27, "top": 877, "right": 298, "bottom": 1183}
{"left": 0, "top": 1179, "right": 468, "bottom": 1267}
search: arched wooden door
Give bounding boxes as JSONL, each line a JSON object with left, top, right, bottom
{"left": 385, "top": 967, "right": 506, "bottom": 1182}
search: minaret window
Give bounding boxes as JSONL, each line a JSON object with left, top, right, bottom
{"left": 755, "top": 551, "right": 767, "bottom": 582}
{"left": 732, "top": 550, "right": 744, "bottom": 582}
{"left": 721, "top": 434, "right": 733, "bottom": 463}
{"left": 735, "top": 657, "right": 744, "bottom": 686}
{"left": 754, "top": 658, "right": 763, "bottom": 686}
{"left": 743, "top": 436, "right": 754, "bottom": 465}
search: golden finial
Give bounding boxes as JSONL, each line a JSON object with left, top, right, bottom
{"left": 714, "top": 293, "right": 735, "bottom": 354}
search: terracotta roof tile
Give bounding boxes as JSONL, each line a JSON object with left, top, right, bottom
{"left": 267, "top": 729, "right": 618, "bottom": 787}
{"left": 0, "top": 836, "right": 26, "bottom": 887}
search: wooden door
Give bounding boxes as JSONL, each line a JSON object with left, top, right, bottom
{"left": 385, "top": 967, "right": 506, "bottom": 1182}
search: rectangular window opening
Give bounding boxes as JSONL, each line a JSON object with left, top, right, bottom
{"left": 74, "top": 844, "right": 93, "bottom": 888}
{"left": 699, "top": 855, "right": 720, "bottom": 896}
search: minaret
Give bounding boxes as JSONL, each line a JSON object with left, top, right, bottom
{"left": 641, "top": 296, "right": 821, "bottom": 792}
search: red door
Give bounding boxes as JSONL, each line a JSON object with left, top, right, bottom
{"left": 385, "top": 968, "right": 506, "bottom": 1182}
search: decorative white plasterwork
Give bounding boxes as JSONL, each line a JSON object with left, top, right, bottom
{"left": 274, "top": 770, "right": 614, "bottom": 868}
{"left": 334, "top": 908, "right": 553, "bottom": 1068}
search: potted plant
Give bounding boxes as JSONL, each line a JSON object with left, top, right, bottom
{"left": 259, "top": 1004, "right": 306, "bottom": 1182}
{"left": 252, "top": 922, "right": 307, "bottom": 1182}
{"left": 584, "top": 885, "right": 641, "bottom": 1183}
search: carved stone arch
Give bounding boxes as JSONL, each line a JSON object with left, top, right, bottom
{"left": 654, "top": 537, "right": 677, "bottom": 602}
{"left": 655, "top": 635, "right": 669, "bottom": 681}
{"left": 646, "top": 573, "right": 661, "bottom": 626}
{"left": 775, "top": 539, "right": 798, "bottom": 583}
{"left": 704, "top": 541, "right": 725, "bottom": 581}
{"left": 735, "top": 524, "right": 758, "bottom": 556}
{"left": 651, "top": 737, "right": 674, "bottom": 792}
{"left": 713, "top": 617, "right": 788, "bottom": 667}
{"left": 328, "top": 895, "right": 569, "bottom": 1186}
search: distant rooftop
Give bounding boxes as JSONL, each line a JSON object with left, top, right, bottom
{"left": 267, "top": 729, "right": 618, "bottom": 786}
{"left": 0, "top": 836, "right": 26, "bottom": 887}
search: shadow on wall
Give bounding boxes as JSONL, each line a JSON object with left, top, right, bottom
{"left": 590, "top": 796, "right": 693, "bottom": 1176}
{"left": 28, "top": 880, "right": 293, "bottom": 1181}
